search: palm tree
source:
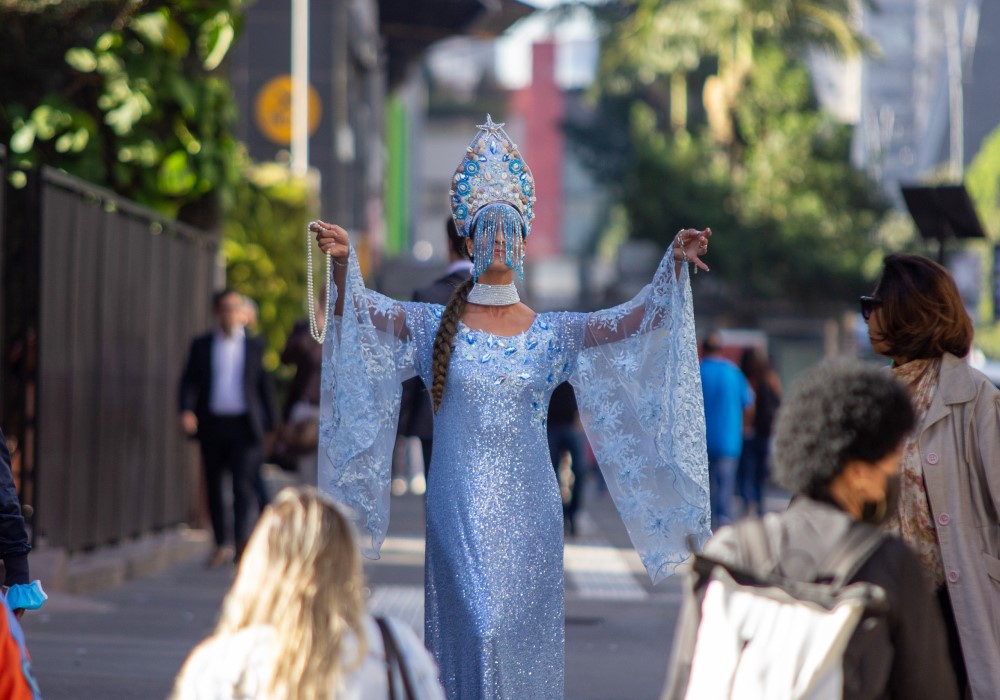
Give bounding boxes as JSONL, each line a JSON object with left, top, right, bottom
{"left": 592, "top": 0, "right": 870, "bottom": 145}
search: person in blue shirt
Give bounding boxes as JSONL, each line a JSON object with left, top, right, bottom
{"left": 699, "top": 332, "right": 753, "bottom": 528}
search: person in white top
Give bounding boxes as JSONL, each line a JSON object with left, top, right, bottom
{"left": 171, "top": 487, "right": 445, "bottom": 700}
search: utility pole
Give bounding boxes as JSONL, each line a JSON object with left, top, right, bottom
{"left": 944, "top": 1, "right": 963, "bottom": 180}
{"left": 291, "top": 0, "right": 309, "bottom": 178}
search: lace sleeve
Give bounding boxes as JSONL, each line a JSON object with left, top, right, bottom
{"left": 571, "top": 252, "right": 710, "bottom": 584}
{"left": 318, "top": 248, "right": 425, "bottom": 558}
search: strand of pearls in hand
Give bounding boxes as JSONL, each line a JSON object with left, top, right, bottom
{"left": 467, "top": 282, "right": 520, "bottom": 306}
{"left": 674, "top": 230, "right": 698, "bottom": 275}
{"left": 307, "top": 223, "right": 334, "bottom": 343}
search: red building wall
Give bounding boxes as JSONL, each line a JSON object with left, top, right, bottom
{"left": 510, "top": 42, "right": 564, "bottom": 259}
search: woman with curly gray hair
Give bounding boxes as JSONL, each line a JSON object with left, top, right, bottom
{"left": 663, "top": 360, "right": 959, "bottom": 700}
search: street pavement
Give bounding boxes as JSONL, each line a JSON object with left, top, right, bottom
{"left": 20, "top": 484, "right": 789, "bottom": 700}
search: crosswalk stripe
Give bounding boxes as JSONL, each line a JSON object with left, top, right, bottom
{"left": 373, "top": 515, "right": 650, "bottom": 605}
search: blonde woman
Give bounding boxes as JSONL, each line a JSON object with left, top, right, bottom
{"left": 171, "top": 487, "right": 445, "bottom": 700}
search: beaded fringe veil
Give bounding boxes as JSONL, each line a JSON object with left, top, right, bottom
{"left": 471, "top": 203, "right": 525, "bottom": 281}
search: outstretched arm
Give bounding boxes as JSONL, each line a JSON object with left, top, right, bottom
{"left": 584, "top": 227, "right": 712, "bottom": 348}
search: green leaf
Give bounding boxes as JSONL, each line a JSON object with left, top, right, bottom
{"left": 70, "top": 127, "right": 90, "bottom": 153}
{"left": 202, "top": 20, "right": 234, "bottom": 71}
{"left": 164, "top": 16, "right": 192, "bottom": 57}
{"left": 157, "top": 150, "right": 197, "bottom": 196}
{"left": 131, "top": 11, "right": 169, "bottom": 47}
{"left": 55, "top": 132, "right": 74, "bottom": 153}
{"left": 168, "top": 73, "right": 198, "bottom": 118}
{"left": 10, "top": 123, "right": 36, "bottom": 153}
{"left": 65, "top": 47, "right": 98, "bottom": 72}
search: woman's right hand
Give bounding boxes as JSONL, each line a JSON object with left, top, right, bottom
{"left": 310, "top": 220, "right": 350, "bottom": 262}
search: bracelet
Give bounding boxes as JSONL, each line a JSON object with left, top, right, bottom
{"left": 331, "top": 256, "right": 347, "bottom": 268}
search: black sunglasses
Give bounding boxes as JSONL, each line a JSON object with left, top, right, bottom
{"left": 859, "top": 295, "right": 882, "bottom": 321}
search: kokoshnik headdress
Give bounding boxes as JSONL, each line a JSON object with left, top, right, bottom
{"left": 450, "top": 115, "right": 536, "bottom": 280}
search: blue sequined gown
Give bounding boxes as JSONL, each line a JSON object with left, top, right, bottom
{"left": 319, "top": 249, "right": 710, "bottom": 700}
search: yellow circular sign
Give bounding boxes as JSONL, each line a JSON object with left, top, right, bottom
{"left": 254, "top": 75, "right": 322, "bottom": 146}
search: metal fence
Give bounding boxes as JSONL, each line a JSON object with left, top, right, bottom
{"left": 2, "top": 157, "right": 218, "bottom": 553}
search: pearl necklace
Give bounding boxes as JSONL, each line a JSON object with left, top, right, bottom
{"left": 467, "top": 282, "right": 520, "bottom": 306}
{"left": 306, "top": 225, "right": 332, "bottom": 343}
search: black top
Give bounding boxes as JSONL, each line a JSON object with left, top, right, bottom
{"left": 547, "top": 382, "right": 578, "bottom": 428}
{"left": 0, "top": 427, "right": 30, "bottom": 587}
{"left": 281, "top": 320, "right": 323, "bottom": 418}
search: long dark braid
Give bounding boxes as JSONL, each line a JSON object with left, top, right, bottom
{"left": 431, "top": 277, "right": 475, "bottom": 412}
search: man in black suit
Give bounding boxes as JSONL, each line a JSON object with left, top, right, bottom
{"left": 397, "top": 218, "right": 473, "bottom": 485}
{"left": 179, "top": 289, "right": 277, "bottom": 566}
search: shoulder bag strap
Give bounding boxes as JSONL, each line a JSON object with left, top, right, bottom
{"left": 735, "top": 518, "right": 776, "bottom": 577}
{"left": 375, "top": 617, "right": 417, "bottom": 700}
{"left": 818, "top": 523, "right": 886, "bottom": 587}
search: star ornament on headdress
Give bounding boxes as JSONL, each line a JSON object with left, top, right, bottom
{"left": 476, "top": 115, "right": 505, "bottom": 132}
{"left": 450, "top": 114, "right": 536, "bottom": 242}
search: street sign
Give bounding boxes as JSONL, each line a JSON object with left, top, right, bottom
{"left": 254, "top": 75, "right": 322, "bottom": 146}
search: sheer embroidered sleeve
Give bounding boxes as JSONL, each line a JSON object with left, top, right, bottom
{"left": 569, "top": 252, "right": 710, "bottom": 584}
{"left": 318, "top": 247, "right": 435, "bottom": 559}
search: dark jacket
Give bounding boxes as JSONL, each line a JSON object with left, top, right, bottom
{"left": 663, "top": 497, "right": 959, "bottom": 700}
{"left": 0, "top": 427, "right": 30, "bottom": 587}
{"left": 178, "top": 331, "right": 277, "bottom": 442}
{"left": 399, "top": 268, "right": 471, "bottom": 441}
{"left": 280, "top": 320, "right": 322, "bottom": 419}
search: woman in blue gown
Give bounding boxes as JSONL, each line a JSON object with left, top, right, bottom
{"left": 313, "top": 116, "right": 713, "bottom": 700}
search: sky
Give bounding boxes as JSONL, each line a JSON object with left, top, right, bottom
{"left": 493, "top": 0, "right": 599, "bottom": 89}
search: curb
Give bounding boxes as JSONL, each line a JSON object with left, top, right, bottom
{"left": 30, "top": 527, "right": 212, "bottom": 596}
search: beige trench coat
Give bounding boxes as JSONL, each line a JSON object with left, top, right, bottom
{"left": 921, "top": 353, "right": 1000, "bottom": 699}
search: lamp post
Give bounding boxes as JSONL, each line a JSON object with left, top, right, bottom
{"left": 291, "top": 0, "right": 309, "bottom": 178}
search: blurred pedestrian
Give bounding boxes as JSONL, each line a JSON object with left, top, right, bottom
{"left": 0, "top": 428, "right": 31, "bottom": 617}
{"left": 548, "top": 382, "right": 585, "bottom": 536}
{"left": 242, "top": 295, "right": 259, "bottom": 332}
{"left": 700, "top": 331, "right": 754, "bottom": 528}
{"left": 396, "top": 217, "right": 474, "bottom": 492}
{"left": 663, "top": 360, "right": 959, "bottom": 700}
{"left": 171, "top": 486, "right": 445, "bottom": 700}
{"left": 862, "top": 253, "right": 1000, "bottom": 698}
{"left": 276, "top": 290, "right": 324, "bottom": 485}
{"left": 737, "top": 347, "right": 781, "bottom": 517}
{"left": 179, "top": 289, "right": 277, "bottom": 567}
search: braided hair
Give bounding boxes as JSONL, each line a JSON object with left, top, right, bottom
{"left": 431, "top": 277, "right": 475, "bottom": 412}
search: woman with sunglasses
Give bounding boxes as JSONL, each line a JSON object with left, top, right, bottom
{"left": 861, "top": 253, "right": 1000, "bottom": 699}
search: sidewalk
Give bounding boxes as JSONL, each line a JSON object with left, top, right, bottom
{"left": 20, "top": 483, "right": 790, "bottom": 700}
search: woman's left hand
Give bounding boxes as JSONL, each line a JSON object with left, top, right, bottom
{"left": 673, "top": 228, "right": 712, "bottom": 272}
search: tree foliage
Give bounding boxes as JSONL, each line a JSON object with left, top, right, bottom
{"left": 965, "top": 125, "right": 1000, "bottom": 357}
{"left": 1, "top": 1, "right": 316, "bottom": 375}
{"left": 0, "top": 0, "right": 244, "bottom": 227}
{"left": 223, "top": 156, "right": 315, "bottom": 373}
{"left": 569, "top": 0, "right": 887, "bottom": 310}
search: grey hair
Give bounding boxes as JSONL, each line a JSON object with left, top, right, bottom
{"left": 771, "top": 359, "right": 915, "bottom": 498}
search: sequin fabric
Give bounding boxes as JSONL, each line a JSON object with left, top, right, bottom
{"left": 318, "top": 247, "right": 710, "bottom": 700}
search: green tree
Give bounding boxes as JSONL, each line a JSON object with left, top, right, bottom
{"left": 0, "top": 0, "right": 243, "bottom": 227}
{"left": 965, "top": 126, "right": 1000, "bottom": 356}
{"left": 224, "top": 156, "right": 317, "bottom": 374}
{"left": 569, "top": 0, "right": 886, "bottom": 310}
{"left": 1, "top": 1, "right": 316, "bottom": 377}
